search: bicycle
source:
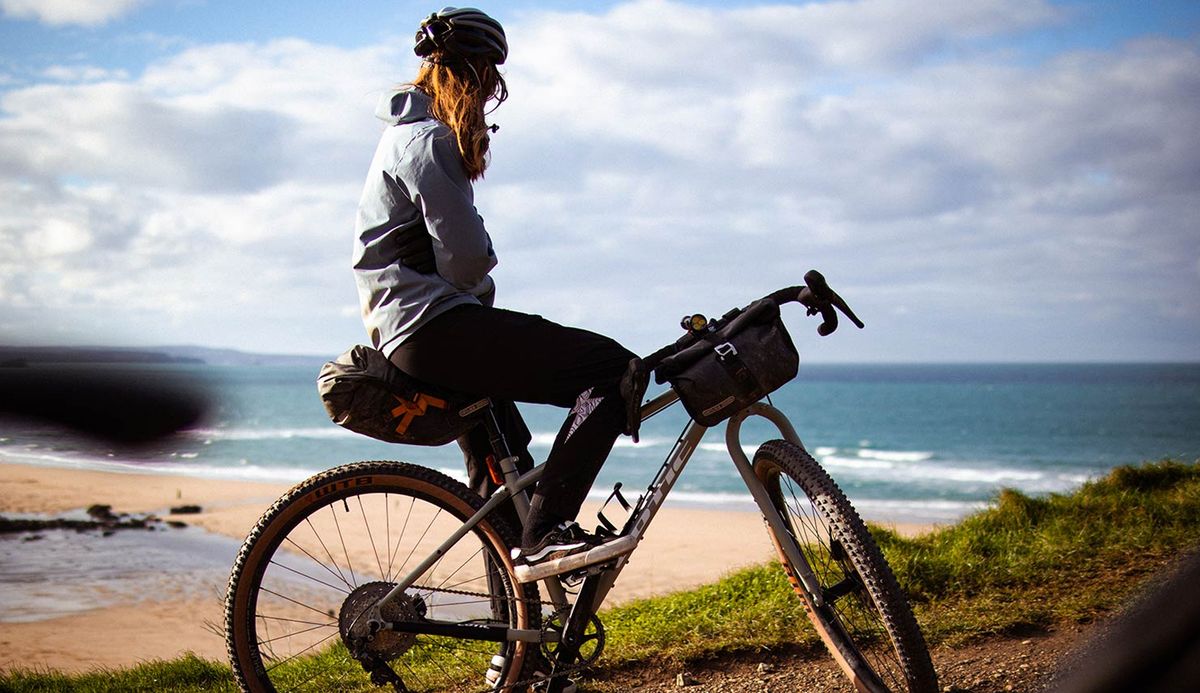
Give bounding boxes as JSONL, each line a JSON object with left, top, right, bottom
{"left": 224, "top": 270, "right": 939, "bottom": 692}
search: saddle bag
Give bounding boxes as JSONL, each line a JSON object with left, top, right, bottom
{"left": 654, "top": 299, "right": 799, "bottom": 426}
{"left": 317, "top": 345, "right": 488, "bottom": 446}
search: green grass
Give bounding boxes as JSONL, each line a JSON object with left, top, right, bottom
{"left": 882, "top": 458, "right": 1200, "bottom": 643}
{"left": 4, "top": 459, "right": 1199, "bottom": 691}
{"left": 0, "top": 655, "right": 233, "bottom": 693}
{"left": 594, "top": 459, "right": 1200, "bottom": 665}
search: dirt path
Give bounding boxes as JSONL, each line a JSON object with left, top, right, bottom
{"left": 582, "top": 623, "right": 1100, "bottom": 692}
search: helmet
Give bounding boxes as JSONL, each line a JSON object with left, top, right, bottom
{"left": 415, "top": 7, "right": 508, "bottom": 65}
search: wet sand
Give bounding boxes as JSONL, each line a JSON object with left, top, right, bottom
{"left": 0, "top": 461, "right": 929, "bottom": 673}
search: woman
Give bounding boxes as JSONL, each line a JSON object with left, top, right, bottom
{"left": 353, "top": 7, "right": 635, "bottom": 568}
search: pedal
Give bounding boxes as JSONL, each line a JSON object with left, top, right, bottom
{"left": 559, "top": 571, "right": 586, "bottom": 589}
{"left": 559, "top": 560, "right": 614, "bottom": 588}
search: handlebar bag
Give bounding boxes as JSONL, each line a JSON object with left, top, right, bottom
{"left": 654, "top": 299, "right": 798, "bottom": 426}
{"left": 317, "top": 345, "right": 488, "bottom": 446}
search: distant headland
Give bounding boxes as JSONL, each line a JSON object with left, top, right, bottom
{"left": 0, "top": 345, "right": 325, "bottom": 368}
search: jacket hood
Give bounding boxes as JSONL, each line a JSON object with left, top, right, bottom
{"left": 375, "top": 88, "right": 433, "bottom": 126}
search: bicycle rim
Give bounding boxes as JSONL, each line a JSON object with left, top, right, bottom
{"left": 753, "top": 440, "right": 938, "bottom": 693}
{"left": 225, "top": 461, "right": 539, "bottom": 693}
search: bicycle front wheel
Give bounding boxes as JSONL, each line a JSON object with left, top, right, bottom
{"left": 753, "top": 440, "right": 937, "bottom": 693}
{"left": 225, "top": 461, "right": 540, "bottom": 693}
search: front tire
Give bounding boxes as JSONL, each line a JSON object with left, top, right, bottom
{"left": 225, "top": 461, "right": 540, "bottom": 692}
{"left": 753, "top": 440, "right": 937, "bottom": 693}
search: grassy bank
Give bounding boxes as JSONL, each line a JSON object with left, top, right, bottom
{"left": 604, "top": 459, "right": 1200, "bottom": 664}
{"left": 4, "top": 459, "right": 1199, "bottom": 692}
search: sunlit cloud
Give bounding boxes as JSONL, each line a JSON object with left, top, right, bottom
{"left": 0, "top": 0, "right": 1196, "bottom": 360}
{"left": 1, "top": 0, "right": 149, "bottom": 27}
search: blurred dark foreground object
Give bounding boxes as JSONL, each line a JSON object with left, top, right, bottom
{"left": 1055, "top": 547, "right": 1200, "bottom": 692}
{"left": 0, "top": 369, "right": 210, "bottom": 444}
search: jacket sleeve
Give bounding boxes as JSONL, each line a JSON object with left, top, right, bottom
{"left": 398, "top": 128, "right": 497, "bottom": 293}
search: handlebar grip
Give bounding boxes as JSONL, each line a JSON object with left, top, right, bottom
{"left": 796, "top": 285, "right": 838, "bottom": 335}
{"left": 803, "top": 269, "right": 831, "bottom": 297}
{"left": 804, "top": 269, "right": 865, "bottom": 332}
{"left": 817, "top": 308, "right": 838, "bottom": 336}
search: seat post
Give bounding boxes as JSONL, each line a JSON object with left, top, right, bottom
{"left": 482, "top": 404, "right": 513, "bottom": 461}
{"left": 479, "top": 403, "right": 537, "bottom": 525}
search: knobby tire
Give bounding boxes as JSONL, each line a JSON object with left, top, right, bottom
{"left": 225, "top": 461, "right": 540, "bottom": 693}
{"left": 753, "top": 439, "right": 938, "bottom": 693}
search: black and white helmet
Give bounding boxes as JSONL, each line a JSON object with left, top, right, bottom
{"left": 415, "top": 7, "right": 508, "bottom": 65}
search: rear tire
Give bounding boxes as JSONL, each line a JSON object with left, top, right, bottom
{"left": 753, "top": 440, "right": 938, "bottom": 693}
{"left": 225, "top": 460, "right": 540, "bottom": 692}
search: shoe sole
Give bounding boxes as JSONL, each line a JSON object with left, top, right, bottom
{"left": 517, "top": 539, "right": 590, "bottom": 563}
{"left": 513, "top": 535, "right": 638, "bottom": 583}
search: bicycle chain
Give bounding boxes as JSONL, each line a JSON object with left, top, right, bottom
{"left": 385, "top": 584, "right": 595, "bottom": 691}
{"left": 406, "top": 582, "right": 559, "bottom": 607}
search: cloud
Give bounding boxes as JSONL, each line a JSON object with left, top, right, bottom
{"left": 1, "top": 0, "right": 148, "bottom": 26}
{"left": 0, "top": 38, "right": 405, "bottom": 351}
{"left": 41, "top": 65, "right": 130, "bottom": 82}
{"left": 0, "top": 0, "right": 1196, "bottom": 361}
{"left": 482, "top": 1, "right": 1198, "bottom": 358}
{"left": 2, "top": 82, "right": 295, "bottom": 193}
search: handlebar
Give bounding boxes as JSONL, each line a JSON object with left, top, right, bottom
{"left": 619, "top": 270, "right": 863, "bottom": 442}
{"left": 641, "top": 269, "right": 864, "bottom": 372}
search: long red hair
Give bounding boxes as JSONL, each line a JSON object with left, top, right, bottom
{"left": 410, "top": 56, "right": 505, "bottom": 181}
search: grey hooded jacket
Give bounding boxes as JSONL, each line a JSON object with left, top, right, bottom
{"left": 353, "top": 88, "right": 497, "bottom": 357}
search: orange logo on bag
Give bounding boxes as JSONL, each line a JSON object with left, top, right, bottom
{"left": 391, "top": 393, "right": 447, "bottom": 435}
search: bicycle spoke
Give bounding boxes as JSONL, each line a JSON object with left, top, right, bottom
{"left": 358, "top": 494, "right": 386, "bottom": 579}
{"left": 263, "top": 629, "right": 340, "bottom": 672}
{"left": 258, "top": 613, "right": 336, "bottom": 628}
{"left": 303, "top": 516, "right": 353, "bottom": 589}
{"left": 329, "top": 503, "right": 357, "bottom": 588}
{"left": 396, "top": 507, "right": 444, "bottom": 583}
{"left": 780, "top": 478, "right": 848, "bottom": 595}
{"left": 258, "top": 622, "right": 335, "bottom": 647}
{"left": 259, "top": 585, "right": 340, "bottom": 622}
{"left": 269, "top": 557, "right": 352, "bottom": 594}
{"left": 227, "top": 465, "right": 537, "bottom": 693}
{"left": 388, "top": 496, "right": 417, "bottom": 582}
{"left": 437, "top": 544, "right": 487, "bottom": 591}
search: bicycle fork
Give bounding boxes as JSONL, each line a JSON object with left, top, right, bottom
{"left": 726, "top": 403, "right": 828, "bottom": 607}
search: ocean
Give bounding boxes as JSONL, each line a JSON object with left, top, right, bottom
{"left": 2, "top": 362, "right": 1198, "bottom": 525}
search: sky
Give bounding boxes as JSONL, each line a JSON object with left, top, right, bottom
{"left": 0, "top": 0, "right": 1197, "bottom": 363}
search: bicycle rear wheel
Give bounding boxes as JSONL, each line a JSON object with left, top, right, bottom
{"left": 225, "top": 461, "right": 540, "bottom": 693}
{"left": 753, "top": 439, "right": 937, "bottom": 693}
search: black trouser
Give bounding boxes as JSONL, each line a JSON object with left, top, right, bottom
{"left": 389, "top": 303, "right": 634, "bottom": 545}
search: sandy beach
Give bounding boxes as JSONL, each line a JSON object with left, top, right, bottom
{"left": 0, "top": 460, "right": 928, "bottom": 674}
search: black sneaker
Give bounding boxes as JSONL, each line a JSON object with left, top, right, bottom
{"left": 511, "top": 521, "right": 600, "bottom": 565}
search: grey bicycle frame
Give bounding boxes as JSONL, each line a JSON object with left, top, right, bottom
{"left": 582, "top": 395, "right": 827, "bottom": 612}
{"left": 376, "top": 388, "right": 827, "bottom": 642}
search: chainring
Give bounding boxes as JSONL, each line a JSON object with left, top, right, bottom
{"left": 540, "top": 608, "right": 606, "bottom": 668}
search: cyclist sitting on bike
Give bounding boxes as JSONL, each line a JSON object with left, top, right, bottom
{"left": 353, "top": 7, "right": 633, "bottom": 568}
